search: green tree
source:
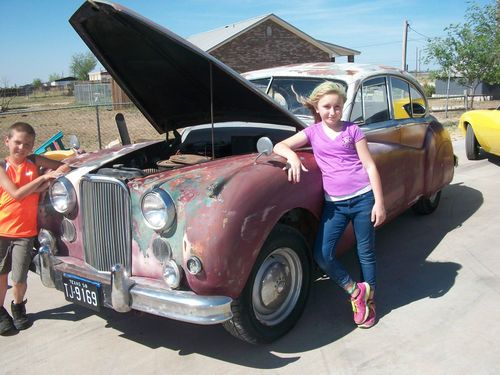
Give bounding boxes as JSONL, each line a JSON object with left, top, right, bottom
{"left": 32, "top": 78, "right": 43, "bottom": 89}
{"left": 424, "top": 1, "right": 499, "bottom": 108}
{"left": 48, "top": 73, "right": 62, "bottom": 82}
{"left": 70, "top": 51, "right": 97, "bottom": 81}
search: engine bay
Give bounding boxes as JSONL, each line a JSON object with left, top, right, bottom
{"left": 93, "top": 123, "right": 296, "bottom": 180}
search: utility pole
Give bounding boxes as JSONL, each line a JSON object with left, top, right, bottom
{"left": 402, "top": 20, "right": 409, "bottom": 71}
{"left": 415, "top": 47, "right": 419, "bottom": 77}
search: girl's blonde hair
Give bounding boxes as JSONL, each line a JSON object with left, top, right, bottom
{"left": 303, "top": 81, "right": 347, "bottom": 123}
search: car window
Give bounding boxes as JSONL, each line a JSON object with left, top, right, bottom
{"left": 251, "top": 78, "right": 271, "bottom": 93}
{"left": 410, "top": 85, "right": 426, "bottom": 117}
{"left": 250, "top": 77, "right": 347, "bottom": 116}
{"left": 360, "top": 77, "right": 390, "bottom": 124}
{"left": 391, "top": 77, "right": 411, "bottom": 119}
{"left": 350, "top": 90, "right": 363, "bottom": 123}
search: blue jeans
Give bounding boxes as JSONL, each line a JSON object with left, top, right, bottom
{"left": 314, "top": 190, "right": 376, "bottom": 291}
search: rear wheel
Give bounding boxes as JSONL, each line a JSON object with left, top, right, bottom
{"left": 412, "top": 191, "right": 441, "bottom": 215}
{"left": 223, "top": 224, "right": 311, "bottom": 344}
{"left": 465, "top": 125, "right": 480, "bottom": 160}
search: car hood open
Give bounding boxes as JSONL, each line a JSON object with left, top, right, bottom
{"left": 70, "top": 1, "right": 305, "bottom": 134}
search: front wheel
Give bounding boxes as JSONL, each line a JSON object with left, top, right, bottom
{"left": 223, "top": 224, "right": 311, "bottom": 344}
{"left": 412, "top": 191, "right": 441, "bottom": 215}
{"left": 465, "top": 125, "right": 480, "bottom": 160}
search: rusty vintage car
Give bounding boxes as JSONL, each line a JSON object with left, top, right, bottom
{"left": 36, "top": 1, "right": 455, "bottom": 344}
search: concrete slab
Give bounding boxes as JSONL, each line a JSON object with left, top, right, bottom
{"left": 1, "top": 138, "right": 499, "bottom": 374}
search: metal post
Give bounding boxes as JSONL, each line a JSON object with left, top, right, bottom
{"left": 445, "top": 70, "right": 451, "bottom": 118}
{"left": 94, "top": 93, "right": 102, "bottom": 149}
{"left": 402, "top": 20, "right": 409, "bottom": 71}
{"left": 209, "top": 63, "right": 215, "bottom": 160}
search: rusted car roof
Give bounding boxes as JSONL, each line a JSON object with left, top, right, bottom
{"left": 243, "top": 62, "right": 418, "bottom": 87}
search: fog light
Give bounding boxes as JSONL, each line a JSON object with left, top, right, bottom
{"left": 38, "top": 229, "right": 57, "bottom": 255}
{"left": 152, "top": 238, "right": 172, "bottom": 263}
{"left": 163, "top": 260, "right": 183, "bottom": 289}
{"left": 61, "top": 218, "right": 76, "bottom": 242}
{"left": 186, "top": 256, "right": 202, "bottom": 275}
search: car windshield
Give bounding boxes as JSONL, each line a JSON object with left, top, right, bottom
{"left": 250, "top": 77, "right": 347, "bottom": 117}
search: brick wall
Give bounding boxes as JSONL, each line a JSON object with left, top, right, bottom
{"left": 210, "top": 20, "right": 330, "bottom": 73}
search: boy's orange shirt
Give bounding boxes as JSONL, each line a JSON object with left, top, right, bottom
{"left": 0, "top": 158, "right": 40, "bottom": 237}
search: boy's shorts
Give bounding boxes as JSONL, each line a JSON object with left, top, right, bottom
{"left": 0, "top": 237, "right": 35, "bottom": 283}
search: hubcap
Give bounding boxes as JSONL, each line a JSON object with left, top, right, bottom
{"left": 252, "top": 247, "right": 303, "bottom": 326}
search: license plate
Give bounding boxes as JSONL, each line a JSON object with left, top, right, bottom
{"left": 62, "top": 274, "right": 101, "bottom": 311}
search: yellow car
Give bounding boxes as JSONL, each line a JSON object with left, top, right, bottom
{"left": 459, "top": 107, "right": 500, "bottom": 160}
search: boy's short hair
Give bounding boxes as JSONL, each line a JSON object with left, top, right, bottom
{"left": 8, "top": 122, "right": 36, "bottom": 139}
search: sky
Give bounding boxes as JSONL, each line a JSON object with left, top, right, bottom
{"left": 0, "top": 0, "right": 494, "bottom": 87}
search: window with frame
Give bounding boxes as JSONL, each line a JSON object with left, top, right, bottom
{"left": 250, "top": 77, "right": 347, "bottom": 116}
{"left": 390, "top": 77, "right": 427, "bottom": 119}
{"left": 410, "top": 85, "right": 426, "bottom": 117}
{"left": 391, "top": 77, "right": 412, "bottom": 119}
{"left": 350, "top": 77, "right": 390, "bottom": 124}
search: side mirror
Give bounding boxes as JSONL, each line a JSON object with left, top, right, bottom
{"left": 68, "top": 135, "right": 80, "bottom": 150}
{"left": 255, "top": 137, "right": 273, "bottom": 164}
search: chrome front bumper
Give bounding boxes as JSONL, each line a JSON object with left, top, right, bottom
{"left": 37, "top": 246, "right": 233, "bottom": 325}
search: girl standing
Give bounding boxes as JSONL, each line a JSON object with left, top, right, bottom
{"left": 273, "top": 81, "right": 386, "bottom": 328}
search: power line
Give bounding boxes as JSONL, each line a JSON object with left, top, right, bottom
{"left": 408, "top": 25, "right": 433, "bottom": 40}
{"left": 354, "top": 40, "right": 402, "bottom": 48}
{"left": 354, "top": 38, "right": 426, "bottom": 49}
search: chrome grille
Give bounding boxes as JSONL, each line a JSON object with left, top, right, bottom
{"left": 80, "top": 176, "right": 131, "bottom": 273}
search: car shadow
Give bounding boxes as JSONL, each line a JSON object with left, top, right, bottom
{"left": 486, "top": 153, "right": 500, "bottom": 166}
{"left": 30, "top": 182, "right": 482, "bottom": 369}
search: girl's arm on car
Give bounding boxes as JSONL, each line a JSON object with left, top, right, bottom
{"left": 273, "top": 131, "right": 309, "bottom": 183}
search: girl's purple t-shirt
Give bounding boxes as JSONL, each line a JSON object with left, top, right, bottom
{"left": 302, "top": 121, "right": 370, "bottom": 196}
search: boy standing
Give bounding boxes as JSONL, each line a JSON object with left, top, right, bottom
{"left": 0, "top": 122, "right": 70, "bottom": 335}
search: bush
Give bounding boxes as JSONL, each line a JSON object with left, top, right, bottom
{"left": 422, "top": 83, "right": 436, "bottom": 98}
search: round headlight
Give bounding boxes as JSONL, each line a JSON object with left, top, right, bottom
{"left": 163, "top": 260, "right": 183, "bottom": 289}
{"left": 38, "top": 229, "right": 57, "bottom": 254}
{"left": 141, "top": 189, "right": 176, "bottom": 231}
{"left": 50, "top": 177, "right": 76, "bottom": 214}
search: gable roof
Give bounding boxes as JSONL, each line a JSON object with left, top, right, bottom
{"left": 318, "top": 40, "right": 360, "bottom": 57}
{"left": 187, "top": 13, "right": 359, "bottom": 58}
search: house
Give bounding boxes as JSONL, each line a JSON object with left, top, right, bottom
{"left": 88, "top": 70, "right": 111, "bottom": 82}
{"left": 435, "top": 78, "right": 500, "bottom": 99}
{"left": 187, "top": 13, "right": 359, "bottom": 73}
{"left": 111, "top": 13, "right": 359, "bottom": 104}
{"left": 50, "top": 77, "right": 77, "bottom": 87}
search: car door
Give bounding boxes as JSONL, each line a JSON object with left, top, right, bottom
{"left": 350, "top": 76, "right": 406, "bottom": 219}
{"left": 389, "top": 77, "right": 429, "bottom": 203}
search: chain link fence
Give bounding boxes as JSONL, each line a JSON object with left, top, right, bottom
{"left": 74, "top": 83, "right": 112, "bottom": 105}
{"left": 1, "top": 95, "right": 498, "bottom": 158}
{"left": 0, "top": 103, "right": 164, "bottom": 157}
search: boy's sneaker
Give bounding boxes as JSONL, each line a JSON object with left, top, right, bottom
{"left": 0, "top": 306, "right": 15, "bottom": 335}
{"left": 11, "top": 300, "right": 31, "bottom": 330}
{"left": 358, "top": 301, "right": 376, "bottom": 328}
{"left": 350, "top": 282, "right": 370, "bottom": 325}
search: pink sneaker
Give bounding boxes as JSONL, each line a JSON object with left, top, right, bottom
{"left": 358, "top": 301, "right": 376, "bottom": 328}
{"left": 350, "top": 282, "right": 370, "bottom": 325}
